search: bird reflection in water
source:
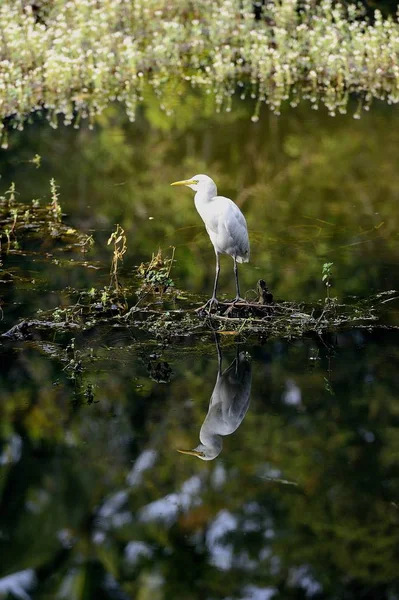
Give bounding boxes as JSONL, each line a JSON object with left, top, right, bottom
{"left": 177, "top": 336, "right": 252, "bottom": 460}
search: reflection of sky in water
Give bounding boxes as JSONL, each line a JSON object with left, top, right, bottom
{"left": 206, "top": 509, "right": 238, "bottom": 570}
{"left": 0, "top": 328, "right": 397, "bottom": 598}
{"left": 127, "top": 449, "right": 158, "bottom": 486}
{"left": 0, "top": 434, "right": 22, "bottom": 465}
{"left": 288, "top": 566, "right": 323, "bottom": 597}
{"left": 239, "top": 586, "right": 276, "bottom": 600}
{"left": 0, "top": 570, "right": 36, "bottom": 600}
{"left": 2, "top": 101, "right": 399, "bottom": 598}
{"left": 282, "top": 379, "right": 302, "bottom": 406}
{"left": 124, "top": 541, "right": 153, "bottom": 565}
{"left": 138, "top": 475, "right": 203, "bottom": 524}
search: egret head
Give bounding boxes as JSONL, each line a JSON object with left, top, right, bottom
{"left": 177, "top": 441, "right": 222, "bottom": 461}
{"left": 171, "top": 174, "right": 217, "bottom": 195}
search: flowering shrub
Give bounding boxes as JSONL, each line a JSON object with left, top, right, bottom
{"left": 1, "top": 0, "right": 399, "bottom": 145}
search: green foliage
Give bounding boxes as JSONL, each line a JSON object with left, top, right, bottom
{"left": 5, "top": 182, "right": 16, "bottom": 205}
{"left": 3, "top": 100, "right": 399, "bottom": 306}
{"left": 136, "top": 247, "right": 176, "bottom": 298}
{"left": 1, "top": 27, "right": 399, "bottom": 597}
{"left": 79, "top": 233, "right": 94, "bottom": 256}
{"left": 322, "top": 262, "right": 334, "bottom": 283}
{"left": 2, "top": 0, "right": 399, "bottom": 145}
{"left": 30, "top": 153, "right": 41, "bottom": 168}
{"left": 49, "top": 178, "right": 62, "bottom": 222}
{"left": 0, "top": 180, "right": 90, "bottom": 248}
{"left": 107, "top": 224, "right": 127, "bottom": 291}
{"left": 322, "top": 261, "right": 334, "bottom": 299}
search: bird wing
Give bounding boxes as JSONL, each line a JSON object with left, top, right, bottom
{"left": 204, "top": 196, "right": 250, "bottom": 259}
{"left": 205, "top": 357, "right": 251, "bottom": 435}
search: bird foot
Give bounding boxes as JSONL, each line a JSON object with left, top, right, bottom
{"left": 195, "top": 297, "right": 219, "bottom": 315}
{"left": 225, "top": 296, "right": 247, "bottom": 305}
{"left": 222, "top": 296, "right": 248, "bottom": 316}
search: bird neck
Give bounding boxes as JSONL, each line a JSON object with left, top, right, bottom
{"left": 199, "top": 431, "right": 223, "bottom": 458}
{"left": 194, "top": 183, "right": 217, "bottom": 204}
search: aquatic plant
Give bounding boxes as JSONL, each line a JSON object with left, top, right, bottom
{"left": 4, "top": 286, "right": 398, "bottom": 344}
{"left": 107, "top": 224, "right": 127, "bottom": 291}
{"left": 49, "top": 178, "right": 62, "bottom": 222}
{"left": 322, "top": 261, "right": 334, "bottom": 300}
{"left": 0, "top": 180, "right": 91, "bottom": 250}
{"left": 136, "top": 247, "right": 176, "bottom": 298}
{"left": 1, "top": 0, "right": 399, "bottom": 145}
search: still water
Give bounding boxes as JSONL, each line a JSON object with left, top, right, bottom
{"left": 1, "top": 100, "right": 399, "bottom": 599}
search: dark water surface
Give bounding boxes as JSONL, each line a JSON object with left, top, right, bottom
{"left": 1, "top": 101, "right": 399, "bottom": 599}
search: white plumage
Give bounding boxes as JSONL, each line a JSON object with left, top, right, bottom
{"left": 177, "top": 339, "right": 252, "bottom": 460}
{"left": 171, "top": 174, "right": 250, "bottom": 309}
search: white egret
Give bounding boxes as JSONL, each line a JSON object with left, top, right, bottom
{"left": 177, "top": 338, "right": 252, "bottom": 461}
{"left": 171, "top": 174, "right": 250, "bottom": 310}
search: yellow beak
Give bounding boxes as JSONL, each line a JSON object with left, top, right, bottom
{"left": 170, "top": 179, "right": 196, "bottom": 187}
{"left": 176, "top": 448, "right": 204, "bottom": 458}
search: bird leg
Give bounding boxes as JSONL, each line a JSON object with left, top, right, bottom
{"left": 196, "top": 253, "right": 220, "bottom": 313}
{"left": 226, "top": 257, "right": 246, "bottom": 304}
{"left": 214, "top": 331, "right": 223, "bottom": 375}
